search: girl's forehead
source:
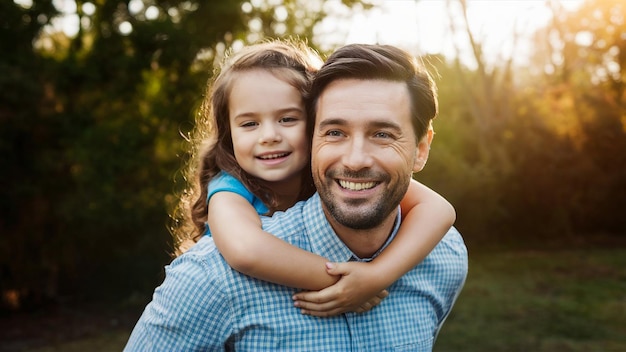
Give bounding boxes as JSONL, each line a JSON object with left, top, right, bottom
{"left": 228, "top": 70, "right": 305, "bottom": 117}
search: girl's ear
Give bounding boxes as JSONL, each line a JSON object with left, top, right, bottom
{"left": 413, "top": 126, "right": 434, "bottom": 173}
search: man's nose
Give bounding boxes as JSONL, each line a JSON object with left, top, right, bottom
{"left": 342, "top": 137, "right": 374, "bottom": 170}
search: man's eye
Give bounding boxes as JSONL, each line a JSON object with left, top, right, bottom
{"left": 326, "top": 130, "right": 343, "bottom": 137}
{"left": 374, "top": 131, "right": 393, "bottom": 139}
{"left": 372, "top": 130, "right": 400, "bottom": 144}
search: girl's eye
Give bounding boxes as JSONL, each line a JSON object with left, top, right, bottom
{"left": 240, "top": 121, "right": 258, "bottom": 128}
{"left": 279, "top": 116, "right": 299, "bottom": 124}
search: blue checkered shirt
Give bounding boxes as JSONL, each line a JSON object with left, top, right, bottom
{"left": 125, "top": 194, "right": 468, "bottom": 351}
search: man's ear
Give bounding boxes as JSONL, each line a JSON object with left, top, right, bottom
{"left": 413, "top": 126, "right": 434, "bottom": 173}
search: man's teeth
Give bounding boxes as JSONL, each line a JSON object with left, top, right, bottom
{"left": 338, "top": 180, "right": 376, "bottom": 191}
{"left": 259, "top": 153, "right": 288, "bottom": 160}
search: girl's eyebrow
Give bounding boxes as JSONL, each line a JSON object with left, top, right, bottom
{"left": 275, "top": 107, "right": 305, "bottom": 115}
{"left": 233, "top": 107, "right": 305, "bottom": 120}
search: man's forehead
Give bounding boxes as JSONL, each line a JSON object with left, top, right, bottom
{"left": 315, "top": 79, "right": 411, "bottom": 123}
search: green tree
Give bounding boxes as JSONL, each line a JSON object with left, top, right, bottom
{"left": 515, "top": 0, "right": 626, "bottom": 236}
{"left": 426, "top": 0, "right": 625, "bottom": 245}
{"left": 0, "top": 0, "right": 371, "bottom": 311}
{"left": 1, "top": 0, "right": 65, "bottom": 309}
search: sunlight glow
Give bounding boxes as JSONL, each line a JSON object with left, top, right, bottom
{"left": 13, "top": 0, "right": 33, "bottom": 9}
{"left": 242, "top": 2, "right": 253, "bottom": 14}
{"left": 51, "top": 0, "right": 79, "bottom": 37}
{"left": 24, "top": 0, "right": 586, "bottom": 68}
{"left": 146, "top": 6, "right": 160, "bottom": 20}
{"left": 53, "top": 0, "right": 76, "bottom": 14}
{"left": 575, "top": 31, "right": 594, "bottom": 46}
{"left": 119, "top": 21, "right": 133, "bottom": 35}
{"left": 322, "top": 0, "right": 585, "bottom": 68}
{"left": 274, "top": 6, "right": 288, "bottom": 22}
{"left": 82, "top": 2, "right": 96, "bottom": 16}
{"left": 129, "top": 0, "right": 144, "bottom": 15}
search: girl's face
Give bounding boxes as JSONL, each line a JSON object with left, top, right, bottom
{"left": 228, "top": 69, "right": 309, "bottom": 187}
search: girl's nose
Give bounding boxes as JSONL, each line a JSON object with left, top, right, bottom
{"left": 259, "top": 124, "right": 281, "bottom": 144}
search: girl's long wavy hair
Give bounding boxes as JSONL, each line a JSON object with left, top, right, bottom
{"left": 171, "top": 39, "right": 321, "bottom": 256}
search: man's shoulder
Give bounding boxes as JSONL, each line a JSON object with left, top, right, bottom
{"left": 260, "top": 199, "right": 309, "bottom": 239}
{"left": 124, "top": 236, "right": 235, "bottom": 351}
{"left": 165, "top": 237, "right": 245, "bottom": 306}
{"left": 416, "top": 226, "right": 468, "bottom": 282}
{"left": 438, "top": 226, "right": 468, "bottom": 256}
{"left": 172, "top": 236, "right": 230, "bottom": 280}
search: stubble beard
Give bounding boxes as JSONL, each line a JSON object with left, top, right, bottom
{"left": 314, "top": 170, "right": 409, "bottom": 230}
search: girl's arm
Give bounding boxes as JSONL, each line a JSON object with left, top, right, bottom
{"left": 371, "top": 178, "right": 456, "bottom": 284}
{"left": 208, "top": 191, "right": 338, "bottom": 290}
{"left": 292, "top": 179, "right": 455, "bottom": 317}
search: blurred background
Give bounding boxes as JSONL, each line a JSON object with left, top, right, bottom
{"left": 1, "top": 0, "right": 624, "bottom": 350}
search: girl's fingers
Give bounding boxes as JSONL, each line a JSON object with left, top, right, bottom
{"left": 293, "top": 294, "right": 341, "bottom": 310}
{"left": 292, "top": 285, "right": 343, "bottom": 304}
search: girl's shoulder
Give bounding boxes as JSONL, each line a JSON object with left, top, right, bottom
{"left": 210, "top": 171, "right": 243, "bottom": 190}
{"left": 208, "top": 171, "right": 269, "bottom": 215}
{"left": 208, "top": 171, "right": 249, "bottom": 197}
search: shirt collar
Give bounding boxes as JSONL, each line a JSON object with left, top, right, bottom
{"left": 303, "top": 194, "right": 401, "bottom": 263}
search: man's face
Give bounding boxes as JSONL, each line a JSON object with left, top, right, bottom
{"left": 311, "top": 78, "right": 421, "bottom": 230}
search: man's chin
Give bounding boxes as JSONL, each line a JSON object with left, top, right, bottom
{"left": 328, "top": 206, "right": 384, "bottom": 230}
{"left": 338, "top": 216, "right": 383, "bottom": 230}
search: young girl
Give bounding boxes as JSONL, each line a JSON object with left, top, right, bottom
{"left": 173, "top": 39, "right": 456, "bottom": 316}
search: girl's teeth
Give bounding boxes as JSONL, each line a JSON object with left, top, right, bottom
{"left": 260, "top": 153, "right": 287, "bottom": 160}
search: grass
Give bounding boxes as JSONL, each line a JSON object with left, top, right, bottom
{"left": 9, "top": 246, "right": 626, "bottom": 351}
{"left": 434, "top": 247, "right": 626, "bottom": 351}
{"left": 27, "top": 331, "right": 131, "bottom": 352}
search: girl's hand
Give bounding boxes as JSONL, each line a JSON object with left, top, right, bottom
{"left": 291, "top": 262, "right": 389, "bottom": 317}
{"left": 353, "top": 289, "right": 389, "bottom": 313}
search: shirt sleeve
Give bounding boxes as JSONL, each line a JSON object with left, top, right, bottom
{"left": 124, "top": 251, "right": 233, "bottom": 351}
{"left": 433, "top": 226, "right": 469, "bottom": 341}
{"left": 208, "top": 171, "right": 269, "bottom": 215}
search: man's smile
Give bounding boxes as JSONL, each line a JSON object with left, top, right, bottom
{"left": 337, "top": 180, "right": 378, "bottom": 191}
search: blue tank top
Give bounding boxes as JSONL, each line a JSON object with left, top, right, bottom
{"left": 204, "top": 171, "right": 269, "bottom": 236}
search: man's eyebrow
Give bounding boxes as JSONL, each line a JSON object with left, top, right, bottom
{"left": 318, "top": 118, "right": 403, "bottom": 132}
{"left": 319, "top": 117, "right": 402, "bottom": 132}
{"left": 369, "top": 120, "right": 403, "bottom": 132}
{"left": 317, "top": 118, "right": 347, "bottom": 129}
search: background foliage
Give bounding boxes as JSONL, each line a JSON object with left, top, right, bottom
{"left": 1, "top": 0, "right": 624, "bottom": 318}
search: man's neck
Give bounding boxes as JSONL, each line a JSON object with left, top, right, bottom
{"left": 324, "top": 208, "right": 398, "bottom": 259}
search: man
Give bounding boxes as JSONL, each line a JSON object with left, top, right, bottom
{"left": 125, "top": 44, "right": 468, "bottom": 351}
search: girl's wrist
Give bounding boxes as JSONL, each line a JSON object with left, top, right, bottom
{"left": 364, "top": 261, "right": 395, "bottom": 290}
